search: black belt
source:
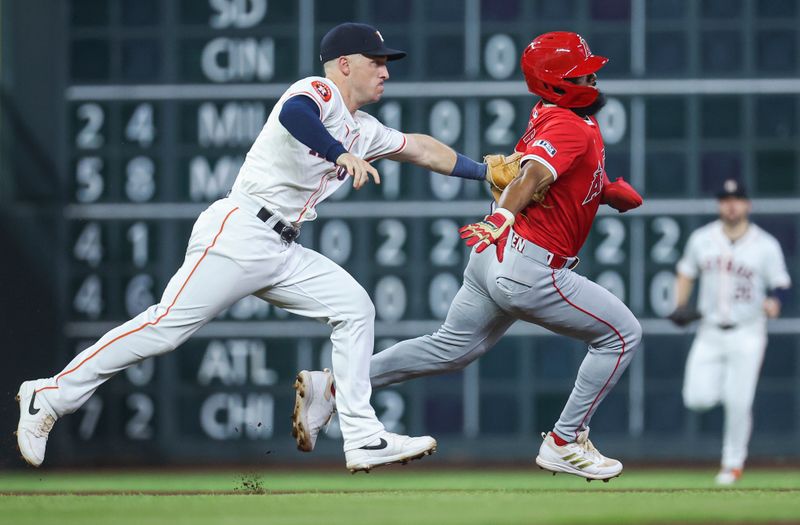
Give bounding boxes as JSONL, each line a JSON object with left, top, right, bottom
{"left": 718, "top": 323, "right": 737, "bottom": 330}
{"left": 256, "top": 207, "right": 299, "bottom": 243}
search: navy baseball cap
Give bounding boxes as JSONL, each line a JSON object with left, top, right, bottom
{"left": 320, "top": 23, "right": 406, "bottom": 62}
{"left": 716, "top": 179, "right": 748, "bottom": 199}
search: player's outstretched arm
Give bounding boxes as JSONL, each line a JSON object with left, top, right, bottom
{"left": 388, "top": 133, "right": 485, "bottom": 180}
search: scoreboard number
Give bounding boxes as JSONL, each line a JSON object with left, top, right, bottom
{"left": 125, "top": 103, "right": 155, "bottom": 148}
{"left": 376, "top": 219, "right": 408, "bottom": 267}
{"left": 595, "top": 217, "right": 626, "bottom": 265}
{"left": 483, "top": 34, "right": 517, "bottom": 80}
{"left": 78, "top": 397, "right": 103, "bottom": 440}
{"left": 430, "top": 219, "right": 460, "bottom": 267}
{"left": 75, "top": 157, "right": 104, "bottom": 203}
{"left": 650, "top": 217, "right": 681, "bottom": 264}
{"left": 125, "top": 156, "right": 156, "bottom": 202}
{"left": 74, "top": 222, "right": 103, "bottom": 268}
{"left": 374, "top": 275, "right": 407, "bottom": 322}
{"left": 484, "top": 99, "right": 516, "bottom": 145}
{"left": 125, "top": 393, "right": 155, "bottom": 440}
{"left": 74, "top": 274, "right": 103, "bottom": 319}
{"left": 127, "top": 222, "right": 150, "bottom": 268}
{"left": 319, "top": 220, "right": 352, "bottom": 264}
{"left": 75, "top": 103, "right": 104, "bottom": 149}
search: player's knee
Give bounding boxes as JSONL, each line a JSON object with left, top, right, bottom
{"left": 443, "top": 339, "right": 488, "bottom": 370}
{"left": 448, "top": 350, "right": 480, "bottom": 370}
{"left": 356, "top": 293, "right": 376, "bottom": 323}
{"left": 625, "top": 318, "right": 643, "bottom": 353}
{"left": 683, "top": 389, "right": 716, "bottom": 411}
{"left": 341, "top": 287, "right": 376, "bottom": 325}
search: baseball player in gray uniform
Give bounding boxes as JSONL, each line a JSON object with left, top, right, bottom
{"left": 293, "top": 32, "right": 645, "bottom": 481}
{"left": 16, "top": 23, "right": 488, "bottom": 473}
{"left": 670, "top": 179, "right": 791, "bottom": 485}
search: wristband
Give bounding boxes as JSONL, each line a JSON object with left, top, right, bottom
{"left": 450, "top": 153, "right": 487, "bottom": 181}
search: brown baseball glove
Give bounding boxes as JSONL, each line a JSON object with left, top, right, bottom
{"left": 484, "top": 152, "right": 549, "bottom": 204}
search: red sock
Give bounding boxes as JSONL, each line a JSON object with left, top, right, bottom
{"left": 550, "top": 432, "right": 569, "bottom": 447}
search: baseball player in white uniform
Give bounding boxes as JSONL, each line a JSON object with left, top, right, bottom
{"left": 672, "top": 179, "right": 791, "bottom": 485}
{"left": 16, "top": 23, "right": 488, "bottom": 473}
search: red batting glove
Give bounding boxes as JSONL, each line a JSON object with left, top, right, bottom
{"left": 459, "top": 208, "right": 515, "bottom": 262}
{"left": 602, "top": 177, "right": 643, "bottom": 213}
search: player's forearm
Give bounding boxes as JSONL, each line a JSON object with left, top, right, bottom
{"left": 415, "top": 134, "right": 457, "bottom": 173}
{"left": 674, "top": 273, "right": 695, "bottom": 307}
{"left": 398, "top": 134, "right": 485, "bottom": 179}
{"left": 497, "top": 162, "right": 552, "bottom": 215}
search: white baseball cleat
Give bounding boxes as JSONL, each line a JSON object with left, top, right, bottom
{"left": 291, "top": 369, "right": 336, "bottom": 452}
{"left": 715, "top": 468, "right": 742, "bottom": 486}
{"left": 345, "top": 432, "right": 437, "bottom": 473}
{"left": 535, "top": 430, "right": 622, "bottom": 482}
{"left": 15, "top": 380, "right": 58, "bottom": 467}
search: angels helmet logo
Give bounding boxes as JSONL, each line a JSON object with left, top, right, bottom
{"left": 577, "top": 35, "right": 591, "bottom": 59}
{"left": 311, "top": 80, "right": 332, "bottom": 102}
{"left": 375, "top": 30, "right": 384, "bottom": 42}
{"left": 581, "top": 163, "right": 605, "bottom": 205}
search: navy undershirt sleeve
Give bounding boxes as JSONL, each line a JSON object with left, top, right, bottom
{"left": 769, "top": 287, "right": 790, "bottom": 305}
{"left": 279, "top": 95, "right": 347, "bottom": 163}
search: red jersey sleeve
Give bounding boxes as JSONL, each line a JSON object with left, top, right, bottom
{"left": 519, "top": 120, "right": 588, "bottom": 180}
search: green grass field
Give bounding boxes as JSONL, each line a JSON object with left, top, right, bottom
{"left": 1, "top": 468, "right": 799, "bottom": 524}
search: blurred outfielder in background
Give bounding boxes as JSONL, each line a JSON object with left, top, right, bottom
{"left": 1, "top": 0, "right": 798, "bottom": 470}
{"left": 671, "top": 179, "right": 791, "bottom": 485}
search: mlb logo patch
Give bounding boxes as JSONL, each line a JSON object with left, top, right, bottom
{"left": 534, "top": 139, "right": 557, "bottom": 157}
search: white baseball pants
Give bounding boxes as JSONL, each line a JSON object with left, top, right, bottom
{"left": 682, "top": 323, "right": 767, "bottom": 470}
{"left": 36, "top": 193, "right": 384, "bottom": 450}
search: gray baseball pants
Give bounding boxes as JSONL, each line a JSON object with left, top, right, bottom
{"left": 370, "top": 231, "right": 642, "bottom": 442}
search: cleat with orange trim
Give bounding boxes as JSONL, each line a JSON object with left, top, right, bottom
{"left": 15, "top": 381, "right": 58, "bottom": 467}
{"left": 715, "top": 468, "right": 742, "bottom": 486}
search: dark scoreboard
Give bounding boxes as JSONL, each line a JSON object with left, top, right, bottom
{"left": 45, "top": 0, "right": 800, "bottom": 464}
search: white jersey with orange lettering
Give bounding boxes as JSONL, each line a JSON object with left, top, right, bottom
{"left": 231, "top": 75, "right": 407, "bottom": 224}
{"left": 677, "top": 220, "right": 790, "bottom": 327}
{"left": 24, "top": 75, "right": 410, "bottom": 465}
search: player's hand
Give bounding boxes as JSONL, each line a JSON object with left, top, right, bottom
{"left": 336, "top": 152, "right": 381, "bottom": 190}
{"left": 763, "top": 297, "right": 781, "bottom": 318}
{"left": 459, "top": 208, "right": 515, "bottom": 262}
{"left": 602, "top": 177, "right": 643, "bottom": 212}
{"left": 666, "top": 305, "right": 702, "bottom": 327}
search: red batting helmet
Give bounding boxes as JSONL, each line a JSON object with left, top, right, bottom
{"left": 520, "top": 32, "right": 608, "bottom": 108}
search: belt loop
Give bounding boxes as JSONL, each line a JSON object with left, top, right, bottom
{"left": 545, "top": 252, "right": 554, "bottom": 266}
